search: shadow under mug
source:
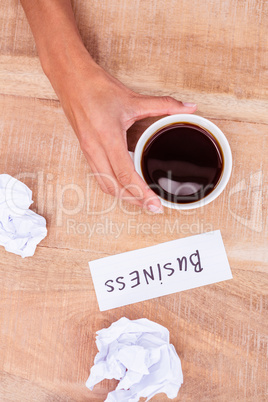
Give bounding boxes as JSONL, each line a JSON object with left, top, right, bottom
{"left": 130, "top": 114, "right": 232, "bottom": 210}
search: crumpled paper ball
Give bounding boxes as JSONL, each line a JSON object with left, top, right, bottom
{"left": 0, "top": 174, "right": 47, "bottom": 258}
{"left": 86, "top": 317, "right": 183, "bottom": 401}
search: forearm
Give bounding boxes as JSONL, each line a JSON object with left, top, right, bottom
{"left": 20, "top": 0, "right": 196, "bottom": 211}
{"left": 20, "top": 0, "right": 97, "bottom": 81}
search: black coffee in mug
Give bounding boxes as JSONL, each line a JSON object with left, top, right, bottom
{"left": 141, "top": 123, "right": 224, "bottom": 204}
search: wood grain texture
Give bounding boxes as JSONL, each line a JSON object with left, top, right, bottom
{"left": 0, "top": 94, "right": 267, "bottom": 401}
{"left": 0, "top": 95, "right": 267, "bottom": 256}
{"left": 0, "top": 0, "right": 267, "bottom": 401}
{"left": 0, "top": 0, "right": 267, "bottom": 123}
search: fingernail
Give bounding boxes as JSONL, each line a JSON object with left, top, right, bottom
{"left": 148, "top": 204, "right": 164, "bottom": 214}
{"left": 183, "top": 102, "right": 197, "bottom": 107}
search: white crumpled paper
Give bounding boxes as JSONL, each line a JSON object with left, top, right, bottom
{"left": 0, "top": 174, "right": 47, "bottom": 258}
{"left": 86, "top": 317, "right": 183, "bottom": 401}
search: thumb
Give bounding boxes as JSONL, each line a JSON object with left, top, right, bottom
{"left": 134, "top": 95, "right": 197, "bottom": 120}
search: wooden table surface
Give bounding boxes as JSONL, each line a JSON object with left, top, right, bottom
{"left": 0, "top": 1, "right": 267, "bottom": 401}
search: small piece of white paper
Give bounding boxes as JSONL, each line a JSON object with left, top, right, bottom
{"left": 89, "top": 230, "right": 232, "bottom": 311}
{"left": 0, "top": 174, "right": 47, "bottom": 258}
{"left": 86, "top": 317, "right": 183, "bottom": 401}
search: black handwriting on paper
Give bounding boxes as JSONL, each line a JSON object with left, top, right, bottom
{"left": 130, "top": 270, "right": 140, "bottom": 288}
{"left": 104, "top": 279, "right": 114, "bottom": 292}
{"left": 104, "top": 249, "right": 204, "bottom": 293}
{"left": 189, "top": 250, "right": 204, "bottom": 272}
{"left": 177, "top": 250, "right": 203, "bottom": 273}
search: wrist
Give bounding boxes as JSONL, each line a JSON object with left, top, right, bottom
{"left": 21, "top": 0, "right": 98, "bottom": 81}
{"left": 40, "top": 35, "right": 95, "bottom": 78}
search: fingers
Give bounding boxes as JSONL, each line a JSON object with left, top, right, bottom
{"left": 134, "top": 95, "right": 197, "bottom": 121}
{"left": 79, "top": 93, "right": 197, "bottom": 212}
{"left": 83, "top": 145, "right": 145, "bottom": 208}
{"left": 107, "top": 138, "right": 163, "bottom": 213}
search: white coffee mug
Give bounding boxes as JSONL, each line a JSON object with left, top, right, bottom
{"left": 131, "top": 114, "right": 232, "bottom": 210}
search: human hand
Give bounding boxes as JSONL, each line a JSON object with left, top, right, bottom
{"left": 21, "top": 0, "right": 197, "bottom": 212}
{"left": 49, "top": 55, "right": 197, "bottom": 212}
